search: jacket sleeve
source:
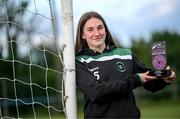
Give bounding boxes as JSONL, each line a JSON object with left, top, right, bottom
{"left": 76, "top": 60, "right": 142, "bottom": 102}
{"left": 132, "top": 53, "right": 168, "bottom": 93}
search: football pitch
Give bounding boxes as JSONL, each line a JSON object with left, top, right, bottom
{"left": 77, "top": 100, "right": 180, "bottom": 119}
{"left": 139, "top": 100, "right": 180, "bottom": 119}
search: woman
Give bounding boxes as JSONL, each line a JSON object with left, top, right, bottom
{"left": 75, "top": 11, "right": 175, "bottom": 118}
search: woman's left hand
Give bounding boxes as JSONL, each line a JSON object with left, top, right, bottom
{"left": 163, "top": 66, "right": 176, "bottom": 83}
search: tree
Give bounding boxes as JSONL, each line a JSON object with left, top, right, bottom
{"left": 131, "top": 38, "right": 152, "bottom": 67}
{"left": 0, "top": 0, "right": 30, "bottom": 117}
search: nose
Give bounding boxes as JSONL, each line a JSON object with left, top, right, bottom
{"left": 94, "top": 29, "right": 100, "bottom": 36}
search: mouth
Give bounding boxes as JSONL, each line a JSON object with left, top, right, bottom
{"left": 94, "top": 36, "right": 103, "bottom": 41}
{"left": 93, "top": 38, "right": 102, "bottom": 42}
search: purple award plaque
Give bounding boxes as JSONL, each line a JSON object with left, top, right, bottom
{"left": 152, "top": 54, "right": 167, "bottom": 70}
{"left": 150, "top": 41, "right": 171, "bottom": 78}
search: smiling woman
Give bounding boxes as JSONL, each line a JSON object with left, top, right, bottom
{"left": 82, "top": 17, "right": 106, "bottom": 53}
{"left": 75, "top": 11, "right": 176, "bottom": 119}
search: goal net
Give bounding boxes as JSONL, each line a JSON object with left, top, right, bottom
{"left": 0, "top": 0, "right": 76, "bottom": 118}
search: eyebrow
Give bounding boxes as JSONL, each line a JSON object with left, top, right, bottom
{"left": 86, "top": 24, "right": 104, "bottom": 29}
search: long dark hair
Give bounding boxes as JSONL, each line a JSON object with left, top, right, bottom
{"left": 75, "top": 11, "right": 116, "bottom": 54}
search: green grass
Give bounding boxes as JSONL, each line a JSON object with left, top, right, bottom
{"left": 139, "top": 100, "right": 180, "bottom": 119}
{"left": 77, "top": 100, "right": 180, "bottom": 119}
{"left": 19, "top": 100, "right": 180, "bottom": 118}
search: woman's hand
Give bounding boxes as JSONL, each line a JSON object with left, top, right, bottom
{"left": 138, "top": 71, "right": 156, "bottom": 83}
{"left": 163, "top": 66, "right": 176, "bottom": 83}
{"left": 138, "top": 66, "right": 176, "bottom": 84}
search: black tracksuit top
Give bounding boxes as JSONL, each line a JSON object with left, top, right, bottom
{"left": 75, "top": 45, "right": 168, "bottom": 119}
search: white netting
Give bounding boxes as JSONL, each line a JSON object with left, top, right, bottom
{"left": 0, "top": 0, "right": 66, "bottom": 118}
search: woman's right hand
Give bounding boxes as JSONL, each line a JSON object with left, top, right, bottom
{"left": 138, "top": 71, "right": 156, "bottom": 83}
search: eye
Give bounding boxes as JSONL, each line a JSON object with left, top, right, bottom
{"left": 87, "top": 27, "right": 94, "bottom": 32}
{"left": 98, "top": 25, "right": 104, "bottom": 30}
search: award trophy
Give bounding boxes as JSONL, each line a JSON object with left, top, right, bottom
{"left": 148, "top": 41, "right": 171, "bottom": 78}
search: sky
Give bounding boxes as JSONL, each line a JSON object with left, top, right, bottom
{"left": 70, "top": 0, "right": 180, "bottom": 47}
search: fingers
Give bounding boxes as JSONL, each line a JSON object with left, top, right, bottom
{"left": 171, "top": 71, "right": 176, "bottom": 78}
{"left": 169, "top": 71, "right": 176, "bottom": 80}
{"left": 165, "top": 70, "right": 176, "bottom": 79}
{"left": 138, "top": 71, "right": 156, "bottom": 83}
{"left": 166, "top": 65, "right": 170, "bottom": 70}
{"left": 165, "top": 65, "right": 176, "bottom": 78}
{"left": 164, "top": 79, "right": 173, "bottom": 83}
{"left": 164, "top": 70, "right": 176, "bottom": 83}
{"left": 145, "top": 71, "right": 156, "bottom": 79}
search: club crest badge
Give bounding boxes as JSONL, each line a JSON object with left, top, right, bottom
{"left": 116, "top": 62, "right": 125, "bottom": 72}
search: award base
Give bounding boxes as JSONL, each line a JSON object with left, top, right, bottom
{"left": 148, "top": 70, "right": 172, "bottom": 78}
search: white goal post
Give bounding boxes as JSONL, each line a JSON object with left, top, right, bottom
{"left": 60, "top": 0, "right": 77, "bottom": 119}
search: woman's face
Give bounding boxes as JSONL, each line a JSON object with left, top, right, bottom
{"left": 82, "top": 18, "right": 106, "bottom": 52}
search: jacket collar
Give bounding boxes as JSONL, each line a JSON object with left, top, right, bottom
{"left": 76, "top": 44, "right": 116, "bottom": 56}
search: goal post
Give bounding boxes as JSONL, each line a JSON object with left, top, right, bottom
{"left": 60, "top": 0, "right": 77, "bottom": 119}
